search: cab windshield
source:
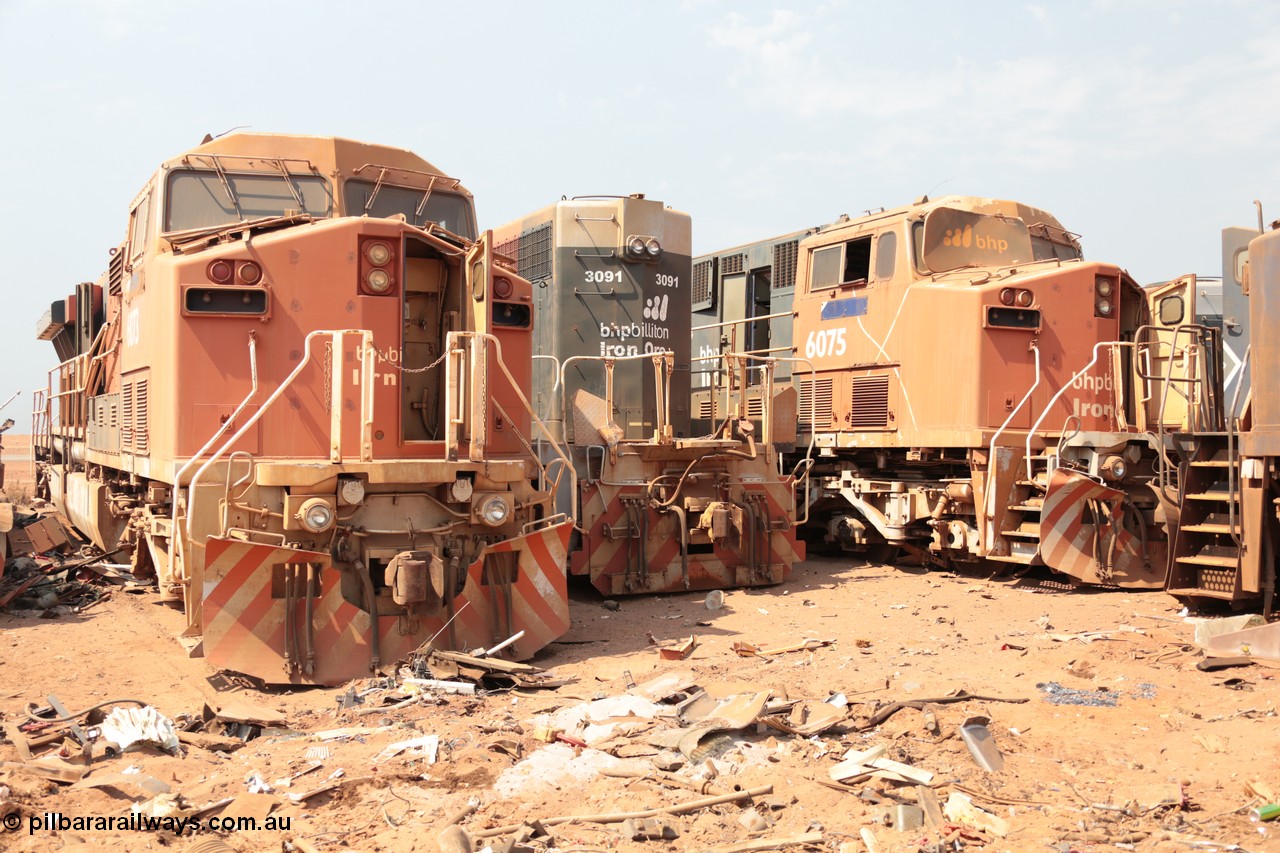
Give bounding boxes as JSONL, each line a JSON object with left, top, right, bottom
{"left": 919, "top": 207, "right": 1033, "bottom": 273}
{"left": 164, "top": 169, "right": 332, "bottom": 232}
{"left": 343, "top": 180, "right": 476, "bottom": 239}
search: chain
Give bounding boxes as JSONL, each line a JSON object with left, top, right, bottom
{"left": 369, "top": 344, "right": 450, "bottom": 374}
{"left": 322, "top": 341, "right": 332, "bottom": 409}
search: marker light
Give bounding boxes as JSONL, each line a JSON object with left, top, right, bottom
{"left": 207, "top": 260, "right": 233, "bottom": 284}
{"left": 237, "top": 261, "right": 262, "bottom": 285}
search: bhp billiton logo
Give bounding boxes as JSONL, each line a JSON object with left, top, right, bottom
{"left": 943, "top": 225, "right": 1010, "bottom": 254}
{"left": 644, "top": 293, "right": 669, "bottom": 322}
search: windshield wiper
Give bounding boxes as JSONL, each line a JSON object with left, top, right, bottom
{"left": 414, "top": 176, "right": 439, "bottom": 220}
{"left": 209, "top": 156, "right": 244, "bottom": 220}
{"left": 162, "top": 212, "right": 314, "bottom": 253}
{"left": 362, "top": 167, "right": 388, "bottom": 215}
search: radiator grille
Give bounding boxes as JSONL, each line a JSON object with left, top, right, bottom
{"left": 798, "top": 378, "right": 834, "bottom": 427}
{"left": 773, "top": 240, "right": 799, "bottom": 290}
{"left": 692, "top": 258, "right": 714, "bottom": 311}
{"left": 850, "top": 375, "right": 890, "bottom": 428}
{"left": 121, "top": 377, "right": 150, "bottom": 455}
{"left": 721, "top": 253, "right": 744, "bottom": 275}
{"left": 122, "top": 382, "right": 134, "bottom": 448}
{"left": 108, "top": 244, "right": 126, "bottom": 295}
{"left": 495, "top": 222, "right": 552, "bottom": 283}
{"left": 134, "top": 379, "right": 149, "bottom": 454}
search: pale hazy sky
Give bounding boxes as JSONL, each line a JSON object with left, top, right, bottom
{"left": 1, "top": 0, "right": 1276, "bottom": 422}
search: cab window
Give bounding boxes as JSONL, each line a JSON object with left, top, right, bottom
{"left": 809, "top": 236, "right": 872, "bottom": 291}
{"left": 874, "top": 231, "right": 896, "bottom": 280}
{"left": 129, "top": 193, "right": 151, "bottom": 259}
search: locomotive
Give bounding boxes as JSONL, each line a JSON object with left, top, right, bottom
{"left": 694, "top": 195, "right": 1213, "bottom": 588}
{"left": 494, "top": 195, "right": 804, "bottom": 595}
{"left": 33, "top": 133, "right": 574, "bottom": 684}
{"left": 1162, "top": 209, "right": 1280, "bottom": 610}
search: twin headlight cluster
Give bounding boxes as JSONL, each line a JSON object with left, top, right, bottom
{"left": 625, "top": 235, "right": 662, "bottom": 261}
{"left": 362, "top": 240, "right": 395, "bottom": 294}
{"left": 1094, "top": 275, "right": 1115, "bottom": 317}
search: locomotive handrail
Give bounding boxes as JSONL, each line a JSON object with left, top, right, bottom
{"left": 186, "top": 329, "right": 359, "bottom": 541}
{"left": 1225, "top": 344, "right": 1251, "bottom": 550}
{"left": 168, "top": 334, "right": 258, "bottom": 586}
{"left": 691, "top": 310, "right": 794, "bottom": 333}
{"left": 445, "top": 330, "right": 575, "bottom": 522}
{"left": 723, "top": 353, "right": 818, "bottom": 527}
{"left": 982, "top": 342, "right": 1041, "bottom": 537}
{"left": 1024, "top": 342, "right": 1130, "bottom": 481}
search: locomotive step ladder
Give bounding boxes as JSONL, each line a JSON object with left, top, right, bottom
{"left": 988, "top": 454, "right": 1054, "bottom": 566}
{"left": 1166, "top": 435, "right": 1248, "bottom": 602}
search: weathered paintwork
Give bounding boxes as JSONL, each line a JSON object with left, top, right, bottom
{"left": 34, "top": 133, "right": 572, "bottom": 683}
{"left": 697, "top": 195, "right": 1175, "bottom": 587}
{"left": 495, "top": 196, "right": 804, "bottom": 594}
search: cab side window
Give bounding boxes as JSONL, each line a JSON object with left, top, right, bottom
{"left": 129, "top": 193, "right": 152, "bottom": 260}
{"left": 874, "top": 231, "right": 897, "bottom": 281}
{"left": 809, "top": 235, "right": 873, "bottom": 291}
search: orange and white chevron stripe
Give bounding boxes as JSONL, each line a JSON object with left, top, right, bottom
{"left": 1040, "top": 469, "right": 1162, "bottom": 588}
{"left": 572, "top": 477, "right": 803, "bottom": 596}
{"left": 201, "top": 521, "right": 571, "bottom": 685}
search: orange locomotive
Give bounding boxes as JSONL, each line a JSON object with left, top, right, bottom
{"left": 697, "top": 195, "right": 1216, "bottom": 587}
{"left": 33, "top": 133, "right": 573, "bottom": 684}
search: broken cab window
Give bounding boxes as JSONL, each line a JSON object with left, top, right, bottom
{"left": 809, "top": 237, "right": 872, "bottom": 291}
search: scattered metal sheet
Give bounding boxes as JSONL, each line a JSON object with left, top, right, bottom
{"left": 958, "top": 715, "right": 1004, "bottom": 772}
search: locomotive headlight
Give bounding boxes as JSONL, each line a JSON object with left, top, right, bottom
{"left": 999, "top": 288, "right": 1015, "bottom": 305}
{"left": 366, "top": 268, "right": 392, "bottom": 292}
{"left": 479, "top": 495, "right": 511, "bottom": 527}
{"left": 627, "top": 235, "right": 646, "bottom": 256}
{"left": 493, "top": 277, "right": 513, "bottom": 299}
{"left": 365, "top": 242, "right": 392, "bottom": 266}
{"left": 1095, "top": 276, "right": 1113, "bottom": 297}
{"left": 237, "top": 261, "right": 262, "bottom": 285}
{"left": 297, "top": 497, "right": 336, "bottom": 533}
{"left": 645, "top": 237, "right": 662, "bottom": 257}
{"left": 1101, "top": 455, "right": 1128, "bottom": 481}
{"left": 1016, "top": 289, "right": 1033, "bottom": 307}
{"left": 1097, "top": 297, "right": 1113, "bottom": 316}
